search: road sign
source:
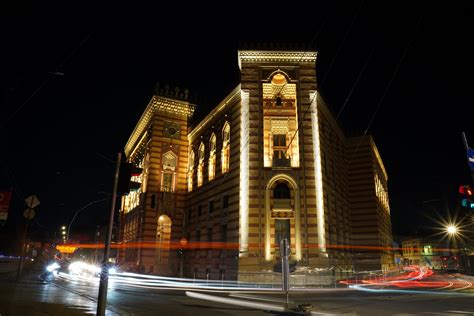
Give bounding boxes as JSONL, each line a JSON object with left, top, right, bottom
{"left": 24, "top": 195, "right": 40, "bottom": 209}
{"left": 56, "top": 245, "right": 77, "bottom": 254}
{"left": 0, "top": 191, "right": 13, "bottom": 221}
{"left": 23, "top": 208, "right": 35, "bottom": 220}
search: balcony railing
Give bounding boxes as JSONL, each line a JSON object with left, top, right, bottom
{"left": 273, "top": 199, "right": 292, "bottom": 211}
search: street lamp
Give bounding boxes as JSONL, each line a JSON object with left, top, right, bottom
{"left": 66, "top": 197, "right": 110, "bottom": 243}
{"left": 446, "top": 224, "right": 459, "bottom": 236}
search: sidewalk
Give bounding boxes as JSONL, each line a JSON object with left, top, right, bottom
{"left": 0, "top": 268, "right": 119, "bottom": 315}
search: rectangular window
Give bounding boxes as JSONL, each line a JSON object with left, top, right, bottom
{"left": 222, "top": 195, "right": 229, "bottom": 209}
{"left": 162, "top": 172, "right": 174, "bottom": 192}
{"left": 196, "top": 230, "right": 201, "bottom": 241}
{"left": 150, "top": 194, "right": 157, "bottom": 209}
{"left": 187, "top": 209, "right": 192, "bottom": 224}
{"left": 207, "top": 228, "right": 212, "bottom": 242}
{"left": 273, "top": 134, "right": 288, "bottom": 162}
{"left": 198, "top": 205, "right": 202, "bottom": 217}
{"left": 209, "top": 200, "right": 214, "bottom": 213}
{"left": 273, "top": 134, "right": 286, "bottom": 146}
{"left": 221, "top": 224, "right": 227, "bottom": 241}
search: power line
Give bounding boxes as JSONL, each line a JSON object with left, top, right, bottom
{"left": 335, "top": 48, "right": 374, "bottom": 121}
{"left": 4, "top": 33, "right": 91, "bottom": 125}
{"left": 283, "top": 2, "right": 364, "bottom": 155}
{"left": 350, "top": 14, "right": 423, "bottom": 156}
{"left": 320, "top": 0, "right": 365, "bottom": 86}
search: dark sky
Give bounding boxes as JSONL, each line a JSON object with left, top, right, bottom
{"left": 1, "top": 2, "right": 474, "bottom": 250}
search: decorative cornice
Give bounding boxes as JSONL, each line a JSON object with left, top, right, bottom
{"left": 125, "top": 95, "right": 196, "bottom": 157}
{"left": 152, "top": 96, "right": 196, "bottom": 118}
{"left": 238, "top": 50, "right": 317, "bottom": 69}
{"left": 370, "top": 138, "right": 388, "bottom": 181}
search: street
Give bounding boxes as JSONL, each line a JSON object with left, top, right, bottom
{"left": 1, "top": 265, "right": 474, "bottom": 315}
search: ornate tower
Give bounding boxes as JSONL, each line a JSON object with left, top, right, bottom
{"left": 120, "top": 85, "right": 196, "bottom": 274}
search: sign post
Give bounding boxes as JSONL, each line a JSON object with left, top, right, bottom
{"left": 17, "top": 194, "right": 39, "bottom": 281}
{"left": 0, "top": 190, "right": 13, "bottom": 221}
{"left": 280, "top": 238, "right": 290, "bottom": 308}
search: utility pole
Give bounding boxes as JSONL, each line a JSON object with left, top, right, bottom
{"left": 96, "top": 152, "right": 121, "bottom": 316}
{"left": 17, "top": 195, "right": 40, "bottom": 281}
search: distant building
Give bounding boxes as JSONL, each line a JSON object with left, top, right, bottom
{"left": 401, "top": 237, "right": 447, "bottom": 269}
{"left": 118, "top": 48, "right": 394, "bottom": 280}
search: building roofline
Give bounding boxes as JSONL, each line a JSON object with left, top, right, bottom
{"left": 188, "top": 84, "right": 241, "bottom": 142}
{"left": 238, "top": 50, "right": 317, "bottom": 69}
{"left": 125, "top": 95, "right": 196, "bottom": 157}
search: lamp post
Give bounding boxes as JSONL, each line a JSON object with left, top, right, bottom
{"left": 66, "top": 197, "right": 110, "bottom": 243}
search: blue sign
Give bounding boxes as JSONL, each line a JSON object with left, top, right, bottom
{"left": 468, "top": 147, "right": 474, "bottom": 170}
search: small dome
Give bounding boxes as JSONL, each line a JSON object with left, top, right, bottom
{"left": 271, "top": 73, "right": 287, "bottom": 85}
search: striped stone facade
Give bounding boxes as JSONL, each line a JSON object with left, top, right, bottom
{"left": 347, "top": 136, "right": 394, "bottom": 271}
{"left": 118, "top": 49, "right": 393, "bottom": 279}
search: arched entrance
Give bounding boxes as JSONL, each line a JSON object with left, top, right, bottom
{"left": 273, "top": 183, "right": 291, "bottom": 250}
{"left": 265, "top": 174, "right": 302, "bottom": 261}
{"left": 156, "top": 214, "right": 172, "bottom": 265}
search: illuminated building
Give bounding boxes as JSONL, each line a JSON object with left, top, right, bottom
{"left": 401, "top": 238, "right": 445, "bottom": 269}
{"left": 118, "top": 48, "right": 394, "bottom": 281}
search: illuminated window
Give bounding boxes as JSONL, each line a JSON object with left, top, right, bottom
{"left": 198, "top": 142, "right": 204, "bottom": 187}
{"left": 273, "top": 134, "right": 287, "bottom": 159}
{"left": 188, "top": 150, "right": 194, "bottom": 192}
{"left": 209, "top": 133, "right": 216, "bottom": 181}
{"left": 161, "top": 151, "right": 177, "bottom": 192}
{"left": 262, "top": 72, "right": 299, "bottom": 168}
{"left": 221, "top": 122, "right": 230, "bottom": 173}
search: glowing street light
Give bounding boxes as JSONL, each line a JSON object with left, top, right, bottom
{"left": 446, "top": 224, "right": 459, "bottom": 236}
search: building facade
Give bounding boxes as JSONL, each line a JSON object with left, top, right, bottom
{"left": 401, "top": 237, "right": 446, "bottom": 269}
{"left": 118, "top": 49, "right": 394, "bottom": 280}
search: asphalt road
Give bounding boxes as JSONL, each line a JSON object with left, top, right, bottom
{"left": 1, "top": 267, "right": 474, "bottom": 315}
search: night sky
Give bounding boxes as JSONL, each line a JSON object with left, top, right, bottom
{"left": 1, "top": 2, "right": 473, "bottom": 252}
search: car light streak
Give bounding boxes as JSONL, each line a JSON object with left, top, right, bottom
{"left": 186, "top": 291, "right": 286, "bottom": 312}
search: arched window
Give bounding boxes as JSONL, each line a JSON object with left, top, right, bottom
{"left": 156, "top": 215, "right": 172, "bottom": 264}
{"left": 221, "top": 122, "right": 230, "bottom": 173}
{"left": 273, "top": 183, "right": 291, "bottom": 199}
{"left": 197, "top": 142, "right": 205, "bottom": 187}
{"left": 188, "top": 150, "right": 194, "bottom": 192}
{"left": 209, "top": 133, "right": 216, "bottom": 181}
{"left": 161, "top": 151, "right": 177, "bottom": 192}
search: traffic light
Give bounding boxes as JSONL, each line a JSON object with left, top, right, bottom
{"left": 117, "top": 163, "right": 143, "bottom": 195}
{"left": 459, "top": 185, "right": 474, "bottom": 208}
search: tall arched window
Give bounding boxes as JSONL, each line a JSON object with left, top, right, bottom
{"left": 156, "top": 215, "right": 172, "bottom": 264}
{"left": 209, "top": 133, "right": 216, "bottom": 181}
{"left": 197, "top": 142, "right": 205, "bottom": 187}
{"left": 161, "top": 151, "right": 177, "bottom": 192}
{"left": 221, "top": 122, "right": 230, "bottom": 173}
{"left": 188, "top": 150, "right": 194, "bottom": 192}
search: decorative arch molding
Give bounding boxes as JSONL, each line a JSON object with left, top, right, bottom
{"left": 264, "top": 173, "right": 302, "bottom": 261}
{"left": 266, "top": 173, "right": 299, "bottom": 190}
{"left": 264, "top": 69, "right": 293, "bottom": 83}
